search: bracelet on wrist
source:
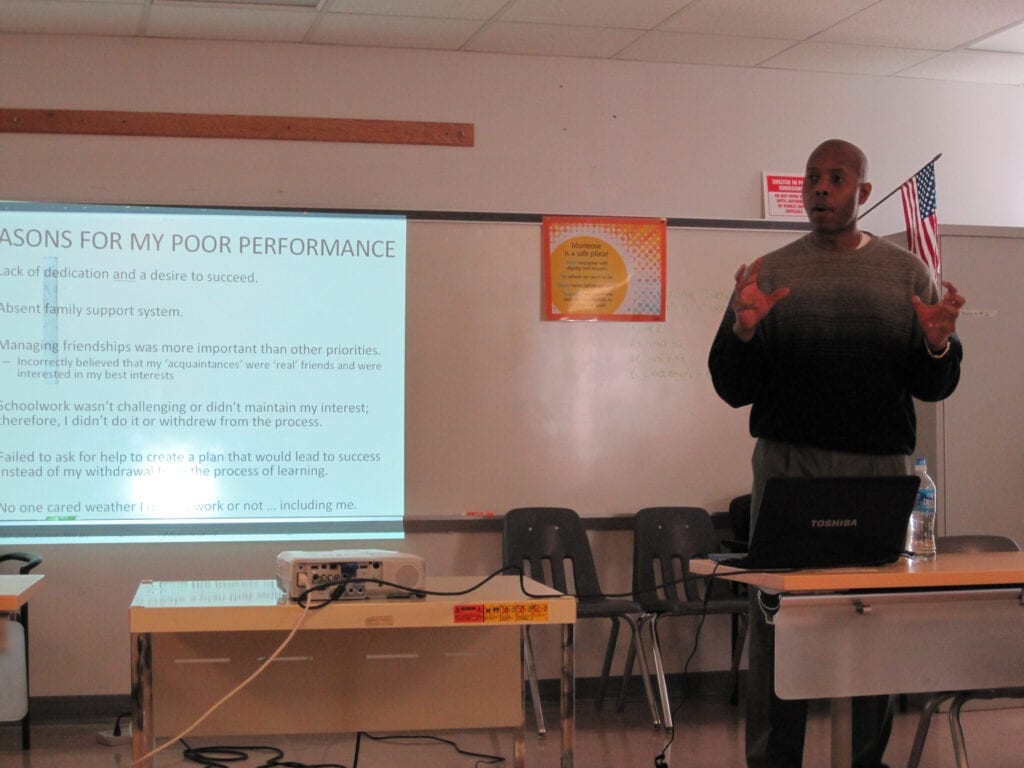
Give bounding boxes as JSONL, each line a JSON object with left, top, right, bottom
{"left": 926, "top": 339, "right": 951, "bottom": 359}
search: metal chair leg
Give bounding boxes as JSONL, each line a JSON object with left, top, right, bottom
{"left": 594, "top": 617, "right": 620, "bottom": 710}
{"left": 602, "top": 615, "right": 660, "bottom": 728}
{"left": 906, "top": 693, "right": 953, "bottom": 768}
{"left": 648, "top": 615, "right": 674, "bottom": 730}
{"left": 949, "top": 692, "right": 972, "bottom": 768}
{"left": 620, "top": 614, "right": 660, "bottom": 728}
{"left": 522, "top": 627, "right": 546, "bottom": 736}
{"left": 617, "top": 628, "right": 636, "bottom": 713}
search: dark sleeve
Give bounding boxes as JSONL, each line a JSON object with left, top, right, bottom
{"left": 907, "top": 270, "right": 963, "bottom": 402}
{"left": 909, "top": 334, "right": 963, "bottom": 402}
{"left": 707, "top": 305, "right": 765, "bottom": 408}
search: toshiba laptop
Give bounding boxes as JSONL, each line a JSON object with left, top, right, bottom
{"left": 716, "top": 475, "right": 920, "bottom": 570}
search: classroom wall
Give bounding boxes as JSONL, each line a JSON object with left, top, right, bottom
{"left": 3, "top": 33, "right": 1024, "bottom": 229}
{"left": 2, "top": 32, "right": 1023, "bottom": 699}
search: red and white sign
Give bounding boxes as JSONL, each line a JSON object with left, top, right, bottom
{"left": 763, "top": 173, "right": 805, "bottom": 220}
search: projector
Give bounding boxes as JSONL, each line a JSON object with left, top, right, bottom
{"left": 276, "top": 548, "right": 425, "bottom": 601}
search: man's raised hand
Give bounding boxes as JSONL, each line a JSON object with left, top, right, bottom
{"left": 731, "top": 257, "right": 791, "bottom": 342}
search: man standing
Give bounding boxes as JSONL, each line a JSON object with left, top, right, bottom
{"left": 708, "top": 139, "right": 964, "bottom": 768}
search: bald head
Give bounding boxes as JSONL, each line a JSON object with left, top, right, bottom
{"left": 808, "top": 139, "right": 869, "bottom": 183}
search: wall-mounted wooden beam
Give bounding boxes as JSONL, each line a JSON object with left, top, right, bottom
{"left": 0, "top": 108, "right": 474, "bottom": 147}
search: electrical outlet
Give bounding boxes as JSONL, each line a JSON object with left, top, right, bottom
{"left": 96, "top": 728, "right": 132, "bottom": 746}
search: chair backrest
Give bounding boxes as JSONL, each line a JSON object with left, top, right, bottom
{"left": 936, "top": 535, "right": 1021, "bottom": 554}
{"left": 632, "top": 507, "right": 719, "bottom": 606}
{"left": 0, "top": 552, "right": 43, "bottom": 575}
{"left": 502, "top": 507, "right": 603, "bottom": 600}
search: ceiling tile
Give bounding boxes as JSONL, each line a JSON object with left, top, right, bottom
{"left": 310, "top": 13, "right": 482, "bottom": 49}
{"left": 814, "top": 0, "right": 1024, "bottom": 51}
{"left": 898, "top": 48, "right": 1024, "bottom": 85}
{"left": 147, "top": 4, "right": 314, "bottom": 42}
{"left": 499, "top": 0, "right": 689, "bottom": 30}
{"left": 2, "top": 0, "right": 1024, "bottom": 86}
{"left": 617, "top": 30, "right": 795, "bottom": 67}
{"left": 0, "top": 0, "right": 144, "bottom": 36}
{"left": 326, "top": 0, "right": 507, "bottom": 20}
{"left": 761, "top": 41, "right": 938, "bottom": 76}
{"left": 465, "top": 21, "right": 642, "bottom": 58}
{"left": 970, "top": 19, "right": 1024, "bottom": 54}
{"left": 657, "top": 0, "right": 877, "bottom": 40}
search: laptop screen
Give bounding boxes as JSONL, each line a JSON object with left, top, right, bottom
{"left": 740, "top": 475, "right": 921, "bottom": 570}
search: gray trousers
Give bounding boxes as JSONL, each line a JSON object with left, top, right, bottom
{"left": 745, "top": 438, "right": 909, "bottom": 768}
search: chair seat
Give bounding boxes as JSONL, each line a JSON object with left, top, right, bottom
{"left": 641, "top": 597, "right": 747, "bottom": 616}
{"left": 577, "top": 598, "right": 643, "bottom": 618}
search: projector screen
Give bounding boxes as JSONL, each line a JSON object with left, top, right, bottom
{"left": 0, "top": 201, "right": 406, "bottom": 543}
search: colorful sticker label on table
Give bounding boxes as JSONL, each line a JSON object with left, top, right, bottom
{"left": 453, "top": 602, "right": 550, "bottom": 624}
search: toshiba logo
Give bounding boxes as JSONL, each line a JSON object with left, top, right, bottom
{"left": 811, "top": 519, "right": 858, "bottom": 528}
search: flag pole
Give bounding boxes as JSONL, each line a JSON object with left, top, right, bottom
{"left": 858, "top": 153, "right": 942, "bottom": 220}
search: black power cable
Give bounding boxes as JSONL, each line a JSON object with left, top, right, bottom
{"left": 181, "top": 740, "right": 348, "bottom": 768}
{"left": 650, "top": 559, "right": 749, "bottom": 768}
{"left": 354, "top": 731, "right": 504, "bottom": 767}
{"left": 295, "top": 564, "right": 563, "bottom": 608}
{"left": 111, "top": 711, "right": 132, "bottom": 737}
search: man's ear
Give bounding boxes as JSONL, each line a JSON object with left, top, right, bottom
{"left": 859, "top": 181, "right": 872, "bottom": 204}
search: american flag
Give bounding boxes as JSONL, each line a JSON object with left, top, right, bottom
{"left": 900, "top": 162, "right": 940, "bottom": 277}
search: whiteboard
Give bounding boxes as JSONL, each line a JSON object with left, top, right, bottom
{"left": 404, "top": 220, "right": 800, "bottom": 518}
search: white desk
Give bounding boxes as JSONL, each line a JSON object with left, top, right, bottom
{"left": 0, "top": 574, "right": 44, "bottom": 615}
{"left": 130, "top": 575, "right": 576, "bottom": 768}
{"left": 1, "top": 575, "right": 44, "bottom": 661}
{"left": 692, "top": 553, "right": 1024, "bottom": 768}
{"left": 0, "top": 575, "right": 44, "bottom": 733}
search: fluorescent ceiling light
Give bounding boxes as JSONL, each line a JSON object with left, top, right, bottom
{"left": 969, "top": 20, "right": 1024, "bottom": 54}
{"left": 156, "top": 0, "right": 322, "bottom": 9}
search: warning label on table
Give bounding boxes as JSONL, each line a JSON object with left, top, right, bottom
{"left": 453, "top": 602, "right": 550, "bottom": 623}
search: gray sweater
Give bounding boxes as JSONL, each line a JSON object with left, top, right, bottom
{"left": 708, "top": 234, "right": 962, "bottom": 455}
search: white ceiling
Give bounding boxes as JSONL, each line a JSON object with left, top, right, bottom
{"left": 4, "top": 0, "right": 1024, "bottom": 86}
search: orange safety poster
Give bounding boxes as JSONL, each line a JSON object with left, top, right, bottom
{"left": 542, "top": 215, "right": 666, "bottom": 321}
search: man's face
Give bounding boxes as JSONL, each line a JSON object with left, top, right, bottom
{"left": 802, "top": 144, "right": 871, "bottom": 236}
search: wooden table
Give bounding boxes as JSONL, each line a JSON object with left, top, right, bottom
{"left": 130, "top": 575, "right": 576, "bottom": 768}
{"left": 692, "top": 552, "right": 1024, "bottom": 768}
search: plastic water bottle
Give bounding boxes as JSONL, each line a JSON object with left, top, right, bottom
{"left": 906, "top": 457, "right": 937, "bottom": 559}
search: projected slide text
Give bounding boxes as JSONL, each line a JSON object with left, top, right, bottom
{"left": 0, "top": 203, "right": 406, "bottom": 542}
